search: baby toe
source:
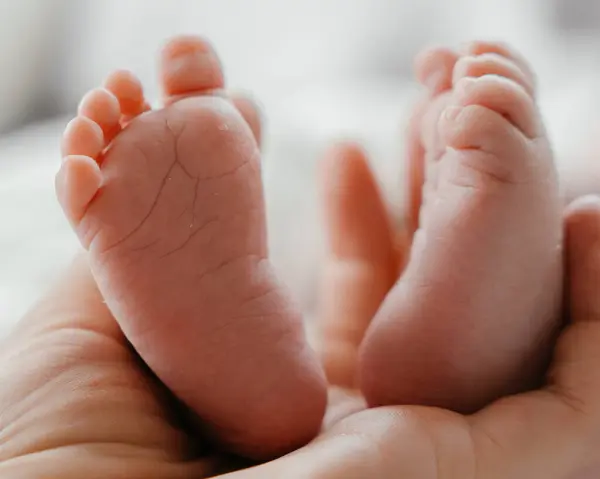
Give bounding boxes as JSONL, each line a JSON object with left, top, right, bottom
{"left": 160, "top": 35, "right": 225, "bottom": 103}
{"left": 78, "top": 88, "right": 122, "bottom": 142}
{"left": 104, "top": 70, "right": 147, "bottom": 119}
{"left": 453, "top": 75, "right": 541, "bottom": 138}
{"left": 453, "top": 53, "right": 535, "bottom": 97}
{"left": 414, "top": 46, "right": 459, "bottom": 94}
{"left": 61, "top": 116, "right": 104, "bottom": 159}
{"left": 461, "top": 40, "right": 536, "bottom": 85}
{"left": 56, "top": 155, "right": 102, "bottom": 227}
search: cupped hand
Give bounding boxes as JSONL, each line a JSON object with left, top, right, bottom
{"left": 2, "top": 204, "right": 600, "bottom": 478}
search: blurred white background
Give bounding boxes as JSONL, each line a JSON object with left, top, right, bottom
{"left": 2, "top": 0, "right": 600, "bottom": 335}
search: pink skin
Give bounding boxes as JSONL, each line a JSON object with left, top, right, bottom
{"left": 55, "top": 35, "right": 326, "bottom": 460}
{"left": 318, "top": 143, "right": 402, "bottom": 389}
{"left": 359, "top": 42, "right": 564, "bottom": 413}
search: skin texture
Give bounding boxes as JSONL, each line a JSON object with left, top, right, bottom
{"left": 318, "top": 143, "right": 403, "bottom": 388}
{"left": 10, "top": 34, "right": 587, "bottom": 476}
{"left": 2, "top": 197, "right": 600, "bottom": 478}
{"left": 327, "top": 42, "right": 564, "bottom": 412}
{"left": 55, "top": 36, "right": 327, "bottom": 459}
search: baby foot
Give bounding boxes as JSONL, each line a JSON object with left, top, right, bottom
{"left": 56, "top": 35, "right": 326, "bottom": 459}
{"left": 360, "top": 42, "right": 563, "bottom": 412}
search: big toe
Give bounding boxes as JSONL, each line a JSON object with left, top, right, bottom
{"left": 414, "top": 46, "right": 459, "bottom": 95}
{"left": 160, "top": 35, "right": 225, "bottom": 103}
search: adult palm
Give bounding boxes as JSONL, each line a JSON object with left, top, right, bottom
{"left": 1, "top": 198, "right": 600, "bottom": 478}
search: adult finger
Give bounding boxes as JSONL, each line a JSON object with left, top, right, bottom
{"left": 0, "top": 254, "right": 210, "bottom": 478}
{"left": 317, "top": 143, "right": 401, "bottom": 388}
{"left": 469, "top": 196, "right": 600, "bottom": 478}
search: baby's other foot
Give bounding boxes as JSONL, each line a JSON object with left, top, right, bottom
{"left": 360, "top": 42, "right": 563, "bottom": 412}
{"left": 56, "top": 35, "right": 326, "bottom": 459}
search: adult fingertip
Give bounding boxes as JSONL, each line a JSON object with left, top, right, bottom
{"left": 566, "top": 195, "right": 600, "bottom": 325}
{"left": 566, "top": 194, "right": 600, "bottom": 217}
{"left": 565, "top": 195, "right": 600, "bottom": 265}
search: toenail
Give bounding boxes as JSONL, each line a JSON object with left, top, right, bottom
{"left": 168, "top": 51, "right": 212, "bottom": 70}
{"left": 163, "top": 49, "right": 219, "bottom": 86}
{"left": 453, "top": 57, "right": 474, "bottom": 79}
{"left": 424, "top": 70, "right": 439, "bottom": 89}
{"left": 422, "top": 69, "right": 448, "bottom": 95}
{"left": 457, "top": 77, "right": 477, "bottom": 93}
{"left": 443, "top": 106, "right": 463, "bottom": 121}
{"left": 571, "top": 195, "right": 600, "bottom": 210}
{"left": 458, "top": 55, "right": 477, "bottom": 67}
{"left": 458, "top": 42, "right": 474, "bottom": 55}
{"left": 163, "top": 36, "right": 213, "bottom": 56}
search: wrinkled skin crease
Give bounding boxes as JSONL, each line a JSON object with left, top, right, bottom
{"left": 2, "top": 243, "right": 600, "bottom": 479}
{"left": 0, "top": 254, "right": 467, "bottom": 478}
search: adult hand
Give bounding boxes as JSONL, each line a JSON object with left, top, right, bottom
{"left": 2, "top": 203, "right": 600, "bottom": 478}
{"left": 318, "top": 140, "right": 600, "bottom": 478}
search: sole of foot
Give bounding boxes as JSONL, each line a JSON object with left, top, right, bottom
{"left": 56, "top": 35, "right": 327, "bottom": 460}
{"left": 360, "top": 41, "right": 563, "bottom": 413}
